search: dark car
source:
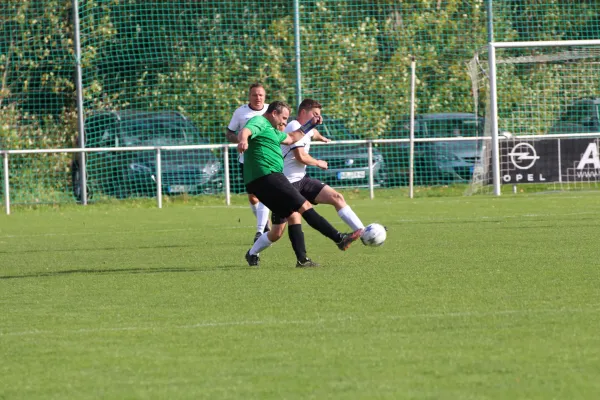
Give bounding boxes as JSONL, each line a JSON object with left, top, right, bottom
{"left": 384, "top": 113, "right": 484, "bottom": 186}
{"left": 71, "top": 111, "right": 222, "bottom": 201}
{"left": 306, "top": 116, "right": 387, "bottom": 188}
{"left": 548, "top": 98, "right": 600, "bottom": 134}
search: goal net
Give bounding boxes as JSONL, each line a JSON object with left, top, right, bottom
{"left": 466, "top": 43, "right": 600, "bottom": 195}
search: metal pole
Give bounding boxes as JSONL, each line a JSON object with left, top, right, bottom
{"left": 557, "top": 138, "right": 562, "bottom": 184}
{"left": 486, "top": 0, "right": 501, "bottom": 196}
{"left": 409, "top": 57, "right": 416, "bottom": 199}
{"left": 368, "top": 141, "right": 374, "bottom": 199}
{"left": 2, "top": 152, "right": 9, "bottom": 215}
{"left": 488, "top": 45, "right": 501, "bottom": 196}
{"left": 223, "top": 145, "right": 231, "bottom": 206}
{"left": 72, "top": 0, "right": 87, "bottom": 204}
{"left": 155, "top": 148, "right": 162, "bottom": 209}
{"left": 293, "top": 0, "right": 302, "bottom": 107}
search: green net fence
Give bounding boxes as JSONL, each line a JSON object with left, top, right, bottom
{"left": 1, "top": 0, "right": 77, "bottom": 204}
{"left": 1, "top": 0, "right": 599, "bottom": 206}
{"left": 490, "top": 1, "right": 600, "bottom": 43}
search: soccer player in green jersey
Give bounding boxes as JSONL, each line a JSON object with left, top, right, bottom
{"left": 237, "top": 101, "right": 363, "bottom": 267}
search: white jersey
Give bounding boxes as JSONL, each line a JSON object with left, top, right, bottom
{"left": 282, "top": 120, "right": 314, "bottom": 183}
{"left": 227, "top": 103, "right": 269, "bottom": 163}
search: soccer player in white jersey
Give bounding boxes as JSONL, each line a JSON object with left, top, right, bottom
{"left": 270, "top": 99, "right": 365, "bottom": 267}
{"left": 226, "top": 83, "right": 271, "bottom": 242}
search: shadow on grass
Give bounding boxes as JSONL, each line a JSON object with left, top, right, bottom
{"left": 0, "top": 265, "right": 251, "bottom": 280}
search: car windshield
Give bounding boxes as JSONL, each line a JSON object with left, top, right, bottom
{"left": 422, "top": 117, "right": 484, "bottom": 138}
{"left": 120, "top": 117, "right": 206, "bottom": 147}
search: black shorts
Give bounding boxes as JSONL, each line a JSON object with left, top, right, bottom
{"left": 293, "top": 175, "right": 326, "bottom": 205}
{"left": 245, "top": 173, "right": 307, "bottom": 221}
{"left": 270, "top": 175, "right": 327, "bottom": 225}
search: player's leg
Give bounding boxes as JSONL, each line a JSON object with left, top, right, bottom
{"left": 251, "top": 209, "right": 317, "bottom": 267}
{"left": 249, "top": 195, "right": 260, "bottom": 240}
{"left": 246, "top": 162, "right": 269, "bottom": 242}
{"left": 298, "top": 175, "right": 364, "bottom": 232}
{"left": 248, "top": 192, "right": 259, "bottom": 207}
{"left": 286, "top": 212, "right": 318, "bottom": 267}
{"left": 247, "top": 214, "right": 287, "bottom": 266}
{"left": 245, "top": 173, "right": 361, "bottom": 266}
{"left": 243, "top": 161, "right": 261, "bottom": 240}
{"left": 244, "top": 174, "right": 291, "bottom": 266}
{"left": 255, "top": 200, "right": 271, "bottom": 240}
{"left": 296, "top": 201, "right": 362, "bottom": 251}
{"left": 286, "top": 212, "right": 306, "bottom": 261}
{"left": 264, "top": 175, "right": 344, "bottom": 246}
{"left": 314, "top": 184, "right": 365, "bottom": 231}
{"left": 288, "top": 179, "right": 318, "bottom": 267}
{"left": 283, "top": 175, "right": 362, "bottom": 251}
{"left": 242, "top": 163, "right": 259, "bottom": 215}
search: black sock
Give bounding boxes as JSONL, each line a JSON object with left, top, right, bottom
{"left": 288, "top": 224, "right": 307, "bottom": 261}
{"left": 301, "top": 208, "right": 342, "bottom": 243}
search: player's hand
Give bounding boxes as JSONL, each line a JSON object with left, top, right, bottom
{"left": 321, "top": 137, "right": 331, "bottom": 143}
{"left": 237, "top": 141, "right": 248, "bottom": 153}
{"left": 316, "top": 160, "right": 328, "bottom": 170}
{"left": 299, "top": 115, "right": 323, "bottom": 134}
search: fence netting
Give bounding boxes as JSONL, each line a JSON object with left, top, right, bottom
{"left": 1, "top": 1, "right": 598, "bottom": 204}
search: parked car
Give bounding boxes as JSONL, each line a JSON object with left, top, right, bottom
{"left": 306, "top": 116, "right": 387, "bottom": 188}
{"left": 384, "top": 113, "right": 484, "bottom": 186}
{"left": 548, "top": 98, "right": 600, "bottom": 134}
{"left": 71, "top": 110, "right": 222, "bottom": 201}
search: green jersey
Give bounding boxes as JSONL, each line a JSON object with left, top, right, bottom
{"left": 242, "top": 115, "right": 288, "bottom": 184}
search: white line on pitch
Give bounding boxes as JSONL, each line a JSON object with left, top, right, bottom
{"left": 1, "top": 307, "right": 597, "bottom": 337}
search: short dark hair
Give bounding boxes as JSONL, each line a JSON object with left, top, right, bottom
{"left": 249, "top": 82, "right": 265, "bottom": 93}
{"left": 266, "top": 101, "right": 291, "bottom": 115}
{"left": 298, "top": 99, "right": 322, "bottom": 114}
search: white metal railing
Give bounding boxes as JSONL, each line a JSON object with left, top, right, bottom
{"left": 5, "top": 133, "right": 600, "bottom": 214}
{"left": 0, "top": 139, "right": 384, "bottom": 215}
{"left": 1, "top": 137, "right": 495, "bottom": 215}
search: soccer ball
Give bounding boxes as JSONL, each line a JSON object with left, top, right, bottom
{"left": 361, "top": 223, "right": 387, "bottom": 247}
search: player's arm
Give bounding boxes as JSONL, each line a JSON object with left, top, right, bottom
{"left": 225, "top": 128, "right": 238, "bottom": 143}
{"left": 312, "top": 129, "right": 331, "bottom": 143}
{"left": 281, "top": 115, "right": 323, "bottom": 144}
{"left": 292, "top": 147, "right": 328, "bottom": 170}
{"left": 237, "top": 127, "right": 252, "bottom": 153}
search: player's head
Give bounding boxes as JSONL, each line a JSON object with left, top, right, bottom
{"left": 297, "top": 99, "right": 322, "bottom": 124}
{"left": 248, "top": 83, "right": 266, "bottom": 111}
{"left": 265, "top": 101, "right": 291, "bottom": 129}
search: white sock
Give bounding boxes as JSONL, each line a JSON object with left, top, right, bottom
{"left": 249, "top": 232, "right": 273, "bottom": 255}
{"left": 256, "top": 202, "right": 270, "bottom": 233}
{"left": 249, "top": 202, "right": 258, "bottom": 217}
{"left": 337, "top": 206, "right": 364, "bottom": 231}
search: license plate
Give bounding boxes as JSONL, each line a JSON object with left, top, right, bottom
{"left": 168, "top": 185, "right": 190, "bottom": 193}
{"left": 337, "top": 170, "right": 366, "bottom": 180}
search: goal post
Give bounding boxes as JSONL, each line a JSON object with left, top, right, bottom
{"left": 467, "top": 39, "right": 600, "bottom": 195}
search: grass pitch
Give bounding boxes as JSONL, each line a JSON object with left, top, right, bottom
{"left": 1, "top": 190, "right": 599, "bottom": 399}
